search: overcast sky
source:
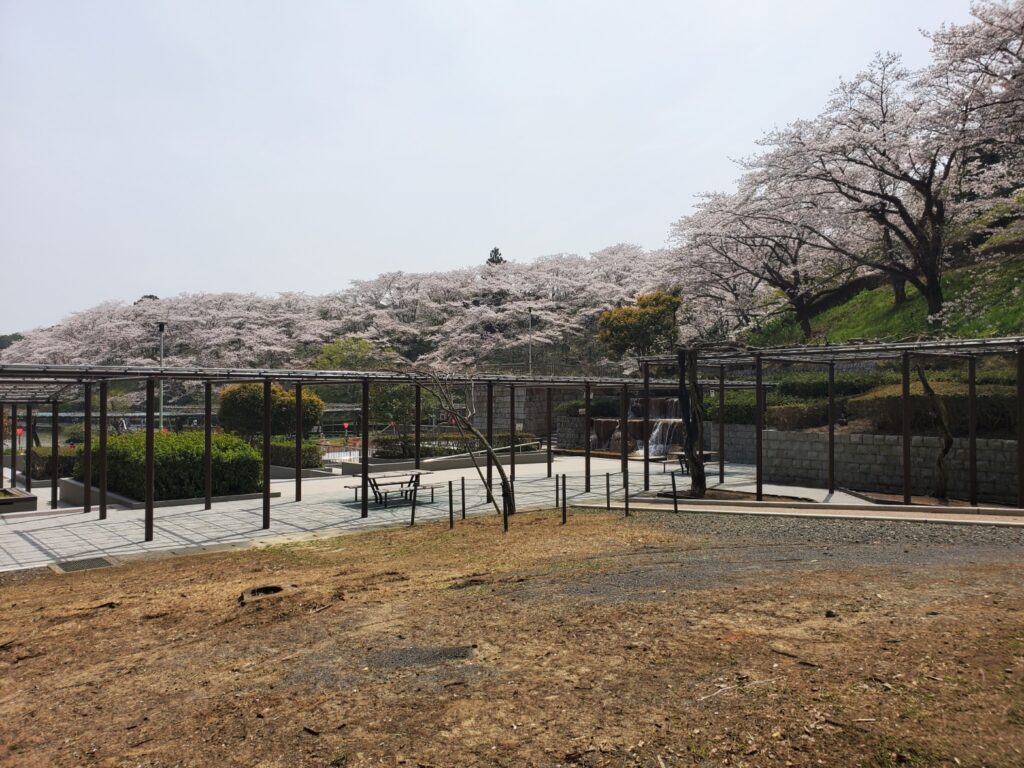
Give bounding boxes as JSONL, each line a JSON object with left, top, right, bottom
{"left": 0, "top": 0, "right": 975, "bottom": 330}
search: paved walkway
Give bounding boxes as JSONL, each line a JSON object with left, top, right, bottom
{"left": 0, "top": 456, "right": 1012, "bottom": 572}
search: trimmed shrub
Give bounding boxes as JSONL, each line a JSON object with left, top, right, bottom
{"left": 30, "top": 447, "right": 77, "bottom": 480}
{"left": 704, "top": 391, "right": 758, "bottom": 424}
{"left": 766, "top": 400, "right": 829, "bottom": 430}
{"left": 218, "top": 383, "right": 324, "bottom": 439}
{"left": 775, "top": 371, "right": 894, "bottom": 399}
{"left": 847, "top": 382, "right": 1017, "bottom": 435}
{"left": 268, "top": 439, "right": 323, "bottom": 469}
{"left": 75, "top": 432, "right": 261, "bottom": 501}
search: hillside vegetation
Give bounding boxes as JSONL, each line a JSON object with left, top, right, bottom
{"left": 747, "top": 258, "right": 1024, "bottom": 347}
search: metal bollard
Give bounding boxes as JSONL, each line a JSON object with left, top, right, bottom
{"left": 448, "top": 480, "right": 454, "bottom": 529}
{"left": 461, "top": 476, "right": 466, "bottom": 520}
{"left": 606, "top": 473, "right": 611, "bottom": 511}
{"left": 561, "top": 474, "right": 567, "bottom": 525}
{"left": 624, "top": 468, "right": 630, "bottom": 517}
{"left": 671, "top": 471, "right": 679, "bottom": 514}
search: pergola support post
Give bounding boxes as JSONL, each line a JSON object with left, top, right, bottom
{"left": 204, "top": 382, "right": 212, "bottom": 509}
{"left": 545, "top": 387, "right": 553, "bottom": 478}
{"left": 98, "top": 382, "right": 107, "bottom": 518}
{"left": 968, "top": 356, "right": 977, "bottom": 507}
{"left": 755, "top": 354, "right": 763, "bottom": 501}
{"left": 262, "top": 378, "right": 271, "bottom": 529}
{"left": 620, "top": 384, "right": 629, "bottom": 487}
{"left": 361, "top": 378, "right": 369, "bottom": 518}
{"left": 295, "top": 382, "right": 303, "bottom": 502}
{"left": 145, "top": 378, "right": 155, "bottom": 541}
{"left": 584, "top": 383, "right": 592, "bottom": 493}
{"left": 509, "top": 384, "right": 516, "bottom": 482}
{"left": 486, "top": 382, "right": 493, "bottom": 503}
{"left": 414, "top": 384, "right": 421, "bottom": 471}
{"left": 902, "top": 352, "right": 912, "bottom": 505}
{"left": 827, "top": 362, "right": 835, "bottom": 495}
{"left": 83, "top": 384, "right": 92, "bottom": 514}
{"left": 50, "top": 401, "right": 59, "bottom": 509}
{"left": 10, "top": 404, "right": 17, "bottom": 489}
{"left": 642, "top": 362, "right": 650, "bottom": 491}
{"left": 718, "top": 364, "right": 725, "bottom": 485}
{"left": 1018, "top": 347, "right": 1024, "bottom": 509}
{"left": 24, "top": 403, "right": 32, "bottom": 494}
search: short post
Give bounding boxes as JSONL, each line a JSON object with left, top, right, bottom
{"left": 410, "top": 477, "right": 418, "bottom": 526}
{"left": 83, "top": 383, "right": 92, "bottom": 514}
{"left": 448, "top": 479, "right": 454, "bottom": 529}
{"left": 606, "top": 472, "right": 611, "bottom": 511}
{"left": 555, "top": 472, "right": 560, "bottom": 508}
{"left": 144, "top": 379, "right": 155, "bottom": 541}
{"left": 671, "top": 471, "right": 679, "bottom": 514}
{"left": 968, "top": 355, "right": 977, "bottom": 506}
{"left": 901, "top": 351, "right": 912, "bottom": 505}
{"left": 50, "top": 400, "right": 59, "bottom": 509}
{"left": 623, "top": 465, "right": 630, "bottom": 517}
{"left": 501, "top": 481, "right": 509, "bottom": 533}
{"left": 561, "top": 473, "right": 567, "bottom": 524}
{"left": 461, "top": 476, "right": 466, "bottom": 519}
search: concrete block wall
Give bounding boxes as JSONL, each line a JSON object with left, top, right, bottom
{"left": 703, "top": 424, "right": 1020, "bottom": 504}
{"left": 470, "top": 387, "right": 580, "bottom": 437}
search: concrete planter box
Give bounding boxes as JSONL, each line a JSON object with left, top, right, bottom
{"left": 337, "top": 450, "right": 549, "bottom": 476}
{"left": 269, "top": 465, "right": 335, "bottom": 480}
{"left": 59, "top": 478, "right": 280, "bottom": 509}
{"left": 0, "top": 487, "right": 38, "bottom": 514}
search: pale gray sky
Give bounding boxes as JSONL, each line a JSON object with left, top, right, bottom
{"left": 0, "top": 0, "right": 975, "bottom": 330}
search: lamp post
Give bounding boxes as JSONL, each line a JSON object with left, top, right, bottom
{"left": 157, "top": 322, "right": 165, "bottom": 430}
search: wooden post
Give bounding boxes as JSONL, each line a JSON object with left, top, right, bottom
{"left": 968, "top": 356, "right": 977, "bottom": 507}
{"left": 561, "top": 473, "right": 567, "bottom": 524}
{"left": 204, "top": 382, "right": 212, "bottom": 509}
{"left": 643, "top": 362, "right": 650, "bottom": 491}
{"left": 295, "top": 382, "right": 303, "bottom": 502}
{"left": 8, "top": 404, "right": 14, "bottom": 489}
{"left": 98, "top": 382, "right": 107, "bottom": 518}
{"left": 50, "top": 400, "right": 59, "bottom": 509}
{"left": 361, "top": 378, "right": 370, "bottom": 518}
{"left": 902, "top": 351, "right": 912, "bottom": 505}
{"left": 83, "top": 383, "right": 92, "bottom": 514}
{"left": 262, "top": 379, "right": 271, "bottom": 529}
{"left": 755, "top": 354, "right": 763, "bottom": 501}
{"left": 145, "top": 379, "right": 155, "bottom": 541}
{"left": 448, "top": 480, "right": 454, "bottom": 529}
{"left": 584, "top": 383, "right": 592, "bottom": 492}
{"left": 827, "top": 362, "right": 835, "bottom": 495}
{"left": 461, "top": 476, "right": 466, "bottom": 519}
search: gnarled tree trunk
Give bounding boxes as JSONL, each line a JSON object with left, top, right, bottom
{"left": 916, "top": 366, "right": 952, "bottom": 500}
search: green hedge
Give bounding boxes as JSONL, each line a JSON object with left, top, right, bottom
{"left": 268, "top": 439, "right": 323, "bottom": 469}
{"left": 373, "top": 431, "right": 539, "bottom": 460}
{"left": 74, "top": 432, "right": 261, "bottom": 501}
{"left": 766, "top": 400, "right": 829, "bottom": 430}
{"left": 774, "top": 371, "right": 895, "bottom": 399}
{"left": 30, "top": 447, "right": 78, "bottom": 480}
{"left": 847, "top": 382, "right": 1017, "bottom": 435}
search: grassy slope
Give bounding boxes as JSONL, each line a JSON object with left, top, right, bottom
{"left": 747, "top": 257, "right": 1024, "bottom": 346}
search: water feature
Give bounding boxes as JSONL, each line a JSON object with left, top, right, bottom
{"left": 589, "top": 397, "right": 684, "bottom": 457}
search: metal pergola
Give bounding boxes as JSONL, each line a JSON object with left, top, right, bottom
{"left": 640, "top": 336, "right": 1024, "bottom": 507}
{"left": 0, "top": 363, "right": 758, "bottom": 540}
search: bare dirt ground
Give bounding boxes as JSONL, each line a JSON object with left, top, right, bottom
{"left": 1, "top": 509, "right": 1023, "bottom": 767}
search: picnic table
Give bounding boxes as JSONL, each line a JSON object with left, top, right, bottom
{"left": 344, "top": 469, "right": 440, "bottom": 507}
{"left": 667, "top": 450, "right": 720, "bottom": 475}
